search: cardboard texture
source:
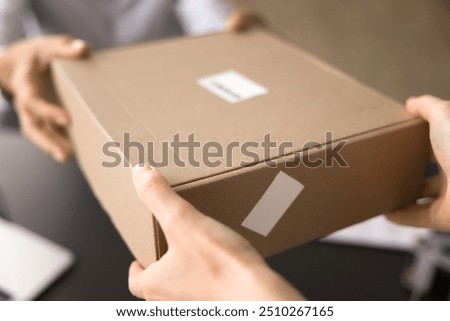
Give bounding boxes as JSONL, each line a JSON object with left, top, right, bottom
{"left": 232, "top": 0, "right": 450, "bottom": 102}
{"left": 52, "top": 29, "right": 430, "bottom": 266}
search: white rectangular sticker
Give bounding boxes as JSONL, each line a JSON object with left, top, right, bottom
{"left": 242, "top": 172, "right": 304, "bottom": 237}
{"left": 198, "top": 70, "right": 268, "bottom": 104}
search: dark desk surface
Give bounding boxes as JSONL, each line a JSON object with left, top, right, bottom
{"left": 0, "top": 128, "right": 412, "bottom": 301}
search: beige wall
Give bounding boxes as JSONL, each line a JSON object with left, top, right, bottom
{"left": 232, "top": 0, "right": 450, "bottom": 102}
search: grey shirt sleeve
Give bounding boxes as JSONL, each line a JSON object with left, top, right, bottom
{"left": 175, "top": 0, "right": 234, "bottom": 35}
{"left": 0, "top": 0, "right": 30, "bottom": 49}
{"left": 0, "top": 0, "right": 30, "bottom": 110}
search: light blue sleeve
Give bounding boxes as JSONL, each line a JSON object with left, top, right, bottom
{"left": 0, "top": 0, "right": 30, "bottom": 49}
{"left": 0, "top": 0, "right": 31, "bottom": 110}
{"left": 175, "top": 0, "right": 234, "bottom": 35}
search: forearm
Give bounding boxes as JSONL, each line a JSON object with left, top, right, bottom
{"left": 249, "top": 264, "right": 306, "bottom": 301}
{"left": 0, "top": 49, "right": 13, "bottom": 96}
{"left": 0, "top": 49, "right": 11, "bottom": 100}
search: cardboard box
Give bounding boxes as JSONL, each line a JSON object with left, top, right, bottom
{"left": 52, "top": 29, "right": 430, "bottom": 267}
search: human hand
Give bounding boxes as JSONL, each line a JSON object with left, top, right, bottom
{"left": 227, "top": 10, "right": 264, "bottom": 32}
{"left": 129, "top": 165, "right": 304, "bottom": 301}
{"left": 0, "top": 36, "right": 90, "bottom": 163}
{"left": 387, "top": 96, "right": 450, "bottom": 231}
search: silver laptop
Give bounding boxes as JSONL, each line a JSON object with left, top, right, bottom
{"left": 0, "top": 218, "right": 75, "bottom": 301}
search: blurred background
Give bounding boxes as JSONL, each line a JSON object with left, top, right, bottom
{"left": 233, "top": 0, "right": 450, "bottom": 102}
{"left": 1, "top": 0, "right": 449, "bottom": 300}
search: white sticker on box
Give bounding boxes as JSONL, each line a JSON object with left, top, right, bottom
{"left": 198, "top": 70, "right": 268, "bottom": 104}
{"left": 242, "top": 172, "right": 304, "bottom": 237}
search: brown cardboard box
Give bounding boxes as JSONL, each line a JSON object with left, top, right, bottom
{"left": 52, "top": 29, "right": 430, "bottom": 267}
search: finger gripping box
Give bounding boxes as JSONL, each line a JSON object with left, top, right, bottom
{"left": 52, "top": 29, "right": 429, "bottom": 267}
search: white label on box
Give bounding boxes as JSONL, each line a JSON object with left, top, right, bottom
{"left": 241, "top": 172, "right": 304, "bottom": 237}
{"left": 198, "top": 70, "right": 268, "bottom": 104}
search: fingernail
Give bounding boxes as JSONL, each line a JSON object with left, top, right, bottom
{"left": 132, "top": 163, "right": 152, "bottom": 180}
{"left": 406, "top": 96, "right": 416, "bottom": 104}
{"left": 416, "top": 197, "right": 435, "bottom": 206}
{"left": 53, "top": 152, "right": 66, "bottom": 163}
{"left": 71, "top": 39, "right": 87, "bottom": 50}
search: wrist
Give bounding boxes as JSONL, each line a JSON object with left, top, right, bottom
{"left": 243, "top": 262, "right": 305, "bottom": 301}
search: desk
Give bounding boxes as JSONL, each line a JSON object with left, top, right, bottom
{"left": 0, "top": 128, "right": 411, "bottom": 300}
{"left": 0, "top": 129, "right": 135, "bottom": 300}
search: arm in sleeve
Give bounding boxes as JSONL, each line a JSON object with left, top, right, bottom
{"left": 0, "top": 0, "right": 30, "bottom": 110}
{"left": 175, "top": 0, "right": 234, "bottom": 36}
{"left": 0, "top": 0, "right": 30, "bottom": 49}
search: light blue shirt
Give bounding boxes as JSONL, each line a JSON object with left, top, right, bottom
{"left": 0, "top": 0, "right": 233, "bottom": 110}
{"left": 0, "top": 0, "right": 233, "bottom": 49}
